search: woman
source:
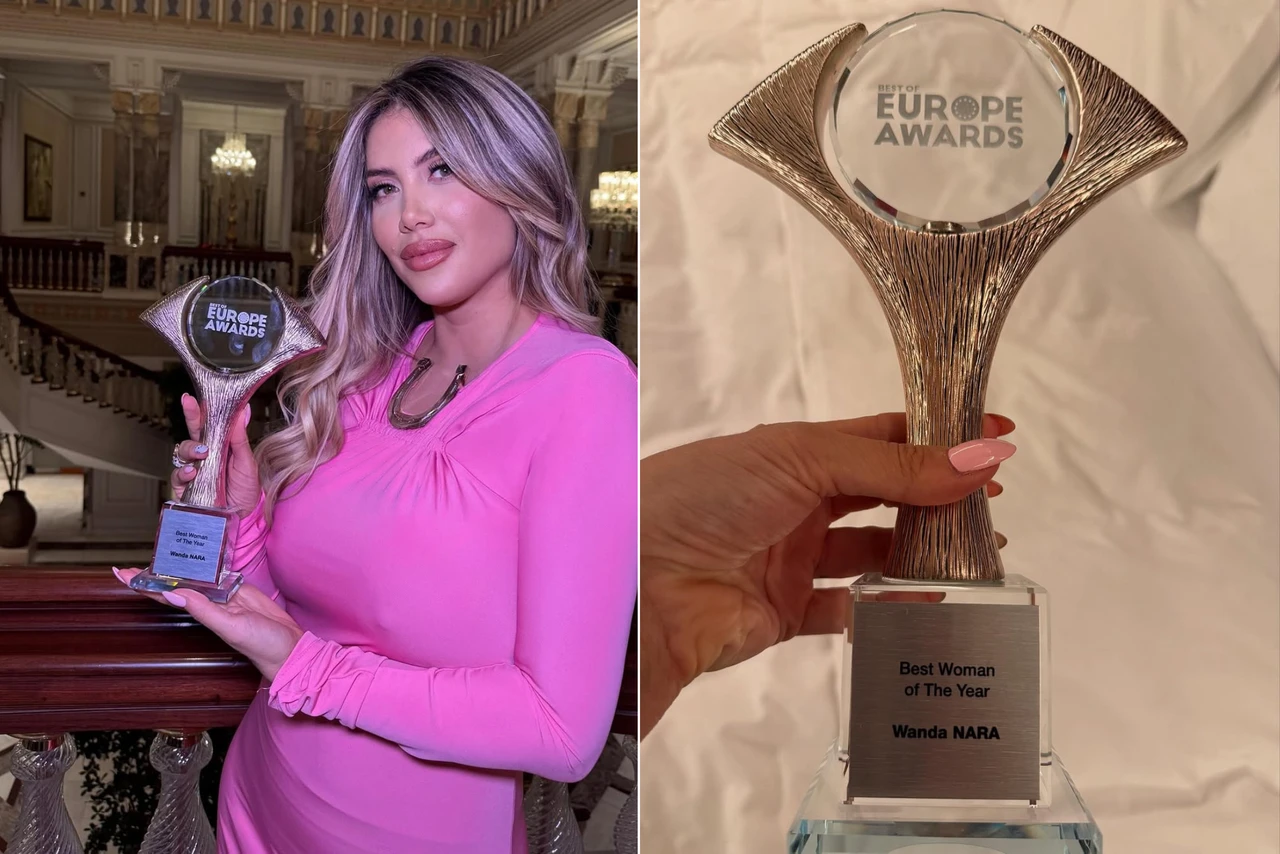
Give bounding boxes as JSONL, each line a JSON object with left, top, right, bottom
{"left": 115, "top": 56, "right": 637, "bottom": 853}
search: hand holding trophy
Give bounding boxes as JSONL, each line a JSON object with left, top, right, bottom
{"left": 710, "top": 10, "right": 1185, "bottom": 852}
{"left": 169, "top": 391, "right": 262, "bottom": 513}
{"left": 128, "top": 275, "right": 324, "bottom": 604}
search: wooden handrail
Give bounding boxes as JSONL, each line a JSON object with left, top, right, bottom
{"left": 0, "top": 235, "right": 106, "bottom": 294}
{"left": 161, "top": 245, "right": 293, "bottom": 265}
{"left": 0, "top": 567, "right": 638, "bottom": 736}
{"left": 0, "top": 274, "right": 161, "bottom": 383}
{"left": 0, "top": 567, "right": 259, "bottom": 733}
{"left": 0, "top": 236, "right": 105, "bottom": 253}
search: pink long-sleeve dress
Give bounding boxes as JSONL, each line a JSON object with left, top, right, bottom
{"left": 214, "top": 314, "right": 637, "bottom": 854}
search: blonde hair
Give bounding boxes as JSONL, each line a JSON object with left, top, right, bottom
{"left": 255, "top": 56, "right": 598, "bottom": 523}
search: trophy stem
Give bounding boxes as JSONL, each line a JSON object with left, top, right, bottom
{"left": 877, "top": 262, "right": 1009, "bottom": 582}
{"left": 184, "top": 388, "right": 238, "bottom": 508}
{"left": 887, "top": 493, "right": 1003, "bottom": 581}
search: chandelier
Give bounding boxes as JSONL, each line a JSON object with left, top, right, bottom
{"left": 589, "top": 171, "right": 638, "bottom": 228}
{"left": 211, "top": 107, "right": 256, "bottom": 178}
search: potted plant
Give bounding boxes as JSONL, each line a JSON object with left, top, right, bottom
{"left": 0, "top": 432, "right": 42, "bottom": 548}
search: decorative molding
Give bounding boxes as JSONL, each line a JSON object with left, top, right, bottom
{"left": 497, "top": 0, "right": 636, "bottom": 85}
{"left": 0, "top": 3, "right": 492, "bottom": 66}
{"left": 0, "top": 14, "right": 465, "bottom": 67}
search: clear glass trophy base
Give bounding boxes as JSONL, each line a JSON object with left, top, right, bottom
{"left": 130, "top": 568, "right": 244, "bottom": 604}
{"left": 787, "top": 745, "right": 1101, "bottom": 853}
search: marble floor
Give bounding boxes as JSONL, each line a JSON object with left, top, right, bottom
{"left": 23, "top": 472, "right": 87, "bottom": 543}
{"left": 20, "top": 473, "right": 154, "bottom": 565}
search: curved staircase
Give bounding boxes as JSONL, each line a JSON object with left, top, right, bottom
{"left": 0, "top": 275, "right": 171, "bottom": 480}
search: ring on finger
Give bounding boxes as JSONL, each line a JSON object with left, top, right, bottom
{"left": 172, "top": 444, "right": 188, "bottom": 469}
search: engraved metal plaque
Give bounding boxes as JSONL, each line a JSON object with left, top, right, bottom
{"left": 847, "top": 601, "right": 1039, "bottom": 800}
{"left": 153, "top": 507, "right": 229, "bottom": 583}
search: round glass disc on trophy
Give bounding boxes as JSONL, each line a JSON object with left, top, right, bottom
{"left": 818, "top": 10, "right": 1076, "bottom": 232}
{"left": 185, "top": 276, "right": 286, "bottom": 373}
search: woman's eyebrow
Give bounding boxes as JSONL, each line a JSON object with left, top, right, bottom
{"left": 365, "top": 148, "right": 439, "bottom": 180}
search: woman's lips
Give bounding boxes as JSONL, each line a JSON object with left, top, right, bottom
{"left": 400, "top": 240, "right": 455, "bottom": 272}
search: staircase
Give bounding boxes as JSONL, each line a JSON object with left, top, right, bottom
{"left": 0, "top": 274, "right": 171, "bottom": 480}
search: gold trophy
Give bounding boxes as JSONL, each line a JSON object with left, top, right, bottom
{"left": 130, "top": 275, "right": 324, "bottom": 603}
{"left": 710, "top": 10, "right": 1185, "bottom": 851}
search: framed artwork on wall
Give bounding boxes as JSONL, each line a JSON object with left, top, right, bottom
{"left": 24, "top": 135, "right": 53, "bottom": 222}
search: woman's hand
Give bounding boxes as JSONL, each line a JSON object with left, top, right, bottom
{"left": 172, "top": 393, "right": 262, "bottom": 516}
{"left": 113, "top": 567, "right": 303, "bottom": 682}
{"left": 639, "top": 412, "right": 1016, "bottom": 737}
{"left": 133, "top": 395, "right": 294, "bottom": 680}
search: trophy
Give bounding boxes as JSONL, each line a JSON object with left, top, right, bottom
{"left": 129, "top": 275, "right": 324, "bottom": 604}
{"left": 709, "top": 10, "right": 1185, "bottom": 852}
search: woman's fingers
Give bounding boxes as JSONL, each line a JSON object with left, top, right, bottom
{"left": 112, "top": 567, "right": 240, "bottom": 626}
{"left": 815, "top": 526, "right": 894, "bottom": 578}
{"left": 169, "top": 463, "right": 197, "bottom": 494}
{"left": 831, "top": 479, "right": 1004, "bottom": 520}
{"left": 798, "top": 588, "right": 848, "bottom": 635}
{"left": 830, "top": 495, "right": 887, "bottom": 516}
{"left": 864, "top": 590, "right": 947, "bottom": 603}
{"left": 985, "top": 414, "right": 1016, "bottom": 437}
{"left": 814, "top": 412, "right": 1016, "bottom": 443}
{"left": 228, "top": 405, "right": 253, "bottom": 462}
{"left": 766, "top": 422, "right": 1012, "bottom": 507}
{"left": 175, "top": 439, "right": 208, "bottom": 463}
{"left": 111, "top": 566, "right": 180, "bottom": 608}
{"left": 180, "top": 394, "right": 204, "bottom": 443}
{"left": 799, "top": 519, "right": 1012, "bottom": 635}
{"left": 815, "top": 524, "right": 1009, "bottom": 579}
{"left": 160, "top": 587, "right": 230, "bottom": 633}
{"left": 112, "top": 566, "right": 142, "bottom": 585}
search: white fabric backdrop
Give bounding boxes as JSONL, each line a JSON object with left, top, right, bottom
{"left": 637, "top": 2, "right": 1280, "bottom": 852}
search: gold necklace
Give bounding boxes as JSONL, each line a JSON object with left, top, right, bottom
{"left": 387, "top": 358, "right": 468, "bottom": 430}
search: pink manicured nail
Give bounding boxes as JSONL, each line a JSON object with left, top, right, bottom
{"left": 948, "top": 438, "right": 1016, "bottom": 473}
{"left": 162, "top": 591, "right": 187, "bottom": 607}
{"left": 111, "top": 566, "right": 126, "bottom": 584}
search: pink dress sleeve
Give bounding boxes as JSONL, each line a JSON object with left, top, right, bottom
{"left": 230, "top": 492, "right": 280, "bottom": 601}
{"left": 265, "top": 353, "right": 638, "bottom": 782}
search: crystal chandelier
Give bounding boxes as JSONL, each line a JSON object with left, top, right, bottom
{"left": 210, "top": 106, "right": 255, "bottom": 247}
{"left": 211, "top": 132, "right": 256, "bottom": 176}
{"left": 211, "top": 107, "right": 256, "bottom": 178}
{"left": 589, "top": 171, "right": 638, "bottom": 228}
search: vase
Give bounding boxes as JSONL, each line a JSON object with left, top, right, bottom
{"left": 0, "top": 489, "right": 38, "bottom": 548}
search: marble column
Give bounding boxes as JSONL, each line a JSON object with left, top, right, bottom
{"left": 111, "top": 89, "right": 137, "bottom": 233}
{"left": 575, "top": 92, "right": 610, "bottom": 212}
{"left": 550, "top": 90, "right": 579, "bottom": 154}
{"left": 135, "top": 91, "right": 172, "bottom": 244}
{"left": 292, "top": 106, "right": 326, "bottom": 247}
{"left": 327, "top": 107, "right": 350, "bottom": 147}
{"left": 111, "top": 90, "right": 169, "bottom": 240}
{"left": 290, "top": 105, "right": 347, "bottom": 257}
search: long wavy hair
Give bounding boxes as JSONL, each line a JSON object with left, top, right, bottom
{"left": 254, "top": 56, "right": 598, "bottom": 523}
